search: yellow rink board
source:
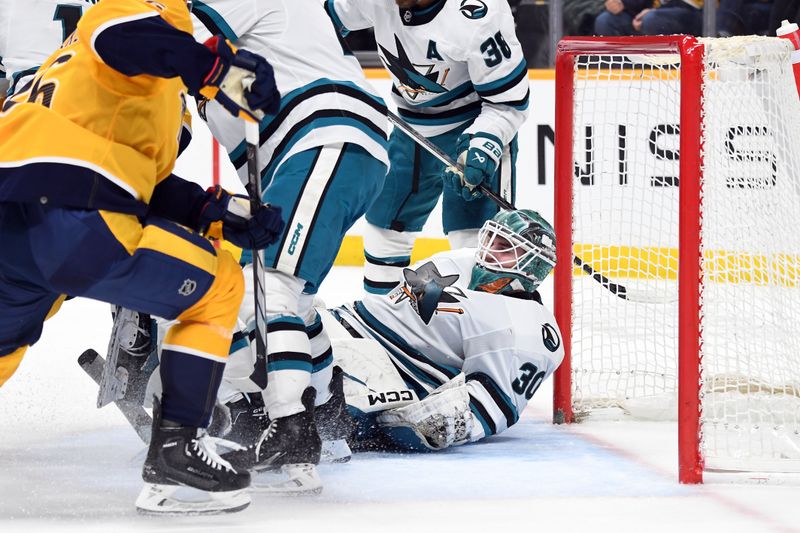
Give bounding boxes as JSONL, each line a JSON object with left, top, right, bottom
{"left": 572, "top": 244, "right": 800, "bottom": 286}
{"left": 334, "top": 235, "right": 450, "bottom": 266}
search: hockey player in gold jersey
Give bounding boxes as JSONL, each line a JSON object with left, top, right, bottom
{"left": 0, "top": 0, "right": 283, "bottom": 515}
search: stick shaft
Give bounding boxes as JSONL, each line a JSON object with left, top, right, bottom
{"left": 245, "top": 120, "right": 268, "bottom": 389}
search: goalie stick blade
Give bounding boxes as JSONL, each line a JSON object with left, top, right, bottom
{"left": 78, "top": 349, "right": 153, "bottom": 444}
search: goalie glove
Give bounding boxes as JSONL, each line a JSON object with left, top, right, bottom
{"left": 443, "top": 133, "right": 503, "bottom": 201}
{"left": 196, "top": 185, "right": 285, "bottom": 250}
{"left": 199, "top": 36, "right": 280, "bottom": 122}
{"left": 377, "top": 373, "right": 473, "bottom": 450}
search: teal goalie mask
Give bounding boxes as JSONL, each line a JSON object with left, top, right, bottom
{"left": 469, "top": 209, "right": 556, "bottom": 295}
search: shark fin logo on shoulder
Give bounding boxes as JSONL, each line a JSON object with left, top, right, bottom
{"left": 460, "top": 0, "right": 488, "bottom": 19}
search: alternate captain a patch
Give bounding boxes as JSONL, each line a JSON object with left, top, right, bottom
{"left": 392, "top": 261, "right": 466, "bottom": 324}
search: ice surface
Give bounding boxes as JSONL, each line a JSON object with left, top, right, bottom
{"left": 1, "top": 267, "right": 799, "bottom": 532}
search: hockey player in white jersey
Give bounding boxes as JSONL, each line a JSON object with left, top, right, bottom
{"left": 330, "top": 209, "right": 562, "bottom": 450}
{"left": 188, "top": 0, "right": 389, "bottom": 493}
{"left": 0, "top": 0, "right": 98, "bottom": 97}
{"left": 221, "top": 209, "right": 562, "bottom": 452}
{"left": 325, "top": 0, "right": 529, "bottom": 295}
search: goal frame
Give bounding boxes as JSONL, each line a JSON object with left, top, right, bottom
{"left": 552, "top": 35, "right": 705, "bottom": 484}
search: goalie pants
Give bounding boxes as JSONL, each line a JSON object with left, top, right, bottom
{"left": 0, "top": 202, "right": 243, "bottom": 427}
{"left": 363, "top": 125, "right": 517, "bottom": 294}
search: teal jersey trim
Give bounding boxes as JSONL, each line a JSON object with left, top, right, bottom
{"left": 364, "top": 251, "right": 411, "bottom": 265}
{"left": 470, "top": 402, "right": 493, "bottom": 436}
{"left": 397, "top": 107, "right": 480, "bottom": 127}
{"left": 312, "top": 353, "right": 334, "bottom": 372}
{"left": 412, "top": 81, "right": 475, "bottom": 108}
{"left": 324, "top": 0, "right": 350, "bottom": 36}
{"left": 268, "top": 360, "right": 314, "bottom": 373}
{"left": 473, "top": 59, "right": 527, "bottom": 93}
{"left": 354, "top": 301, "right": 460, "bottom": 381}
{"left": 228, "top": 335, "right": 249, "bottom": 355}
{"left": 228, "top": 78, "right": 387, "bottom": 163}
{"left": 192, "top": 0, "right": 238, "bottom": 41}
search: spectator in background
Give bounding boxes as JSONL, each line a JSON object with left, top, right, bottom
{"left": 594, "top": 0, "right": 654, "bottom": 35}
{"left": 565, "top": 0, "right": 607, "bottom": 36}
{"left": 633, "top": 0, "right": 704, "bottom": 35}
{"left": 718, "top": 0, "right": 773, "bottom": 36}
{"left": 768, "top": 0, "right": 800, "bottom": 33}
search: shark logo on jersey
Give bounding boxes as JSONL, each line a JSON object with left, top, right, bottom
{"left": 459, "top": 0, "right": 488, "bottom": 19}
{"left": 542, "top": 323, "right": 560, "bottom": 352}
{"left": 379, "top": 36, "right": 447, "bottom": 100}
{"left": 395, "top": 262, "right": 466, "bottom": 324}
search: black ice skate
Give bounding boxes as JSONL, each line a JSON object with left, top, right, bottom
{"left": 209, "top": 392, "right": 269, "bottom": 446}
{"left": 135, "top": 397, "right": 251, "bottom": 515}
{"left": 315, "top": 366, "right": 355, "bottom": 463}
{"left": 224, "top": 387, "right": 322, "bottom": 495}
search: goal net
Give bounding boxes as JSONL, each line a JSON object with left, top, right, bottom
{"left": 553, "top": 36, "right": 800, "bottom": 482}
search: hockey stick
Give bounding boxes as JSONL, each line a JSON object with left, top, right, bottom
{"left": 244, "top": 119, "right": 269, "bottom": 389}
{"left": 79, "top": 349, "right": 152, "bottom": 444}
{"left": 386, "top": 110, "right": 513, "bottom": 210}
{"left": 386, "top": 111, "right": 669, "bottom": 303}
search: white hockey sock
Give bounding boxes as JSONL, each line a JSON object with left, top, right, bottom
{"left": 363, "top": 223, "right": 416, "bottom": 295}
{"left": 306, "top": 310, "right": 334, "bottom": 406}
{"left": 256, "top": 269, "right": 311, "bottom": 419}
{"left": 263, "top": 313, "right": 312, "bottom": 419}
{"left": 447, "top": 228, "right": 479, "bottom": 249}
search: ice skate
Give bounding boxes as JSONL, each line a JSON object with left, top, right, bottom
{"left": 209, "top": 392, "right": 269, "bottom": 447}
{"left": 136, "top": 398, "right": 251, "bottom": 515}
{"left": 315, "top": 366, "right": 354, "bottom": 464}
{"left": 224, "top": 387, "right": 322, "bottom": 495}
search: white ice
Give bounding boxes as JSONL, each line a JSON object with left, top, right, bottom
{"left": 1, "top": 267, "right": 799, "bottom": 533}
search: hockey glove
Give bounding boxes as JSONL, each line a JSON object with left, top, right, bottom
{"left": 377, "top": 373, "right": 474, "bottom": 450}
{"left": 199, "top": 36, "right": 280, "bottom": 122}
{"left": 196, "top": 186, "right": 285, "bottom": 250}
{"left": 443, "top": 133, "right": 503, "bottom": 201}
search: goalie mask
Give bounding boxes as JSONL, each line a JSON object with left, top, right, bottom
{"left": 469, "top": 209, "right": 556, "bottom": 295}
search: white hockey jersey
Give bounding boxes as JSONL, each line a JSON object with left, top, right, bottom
{"left": 190, "top": 0, "right": 389, "bottom": 183}
{"left": 0, "top": 0, "right": 98, "bottom": 95}
{"left": 335, "top": 248, "right": 564, "bottom": 441}
{"left": 327, "top": 0, "right": 529, "bottom": 139}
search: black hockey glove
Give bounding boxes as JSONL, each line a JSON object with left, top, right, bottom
{"left": 199, "top": 36, "right": 280, "bottom": 122}
{"left": 196, "top": 185, "right": 285, "bottom": 250}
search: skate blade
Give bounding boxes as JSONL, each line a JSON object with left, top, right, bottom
{"left": 320, "top": 439, "right": 352, "bottom": 464}
{"left": 251, "top": 463, "right": 323, "bottom": 495}
{"left": 135, "top": 483, "right": 251, "bottom": 515}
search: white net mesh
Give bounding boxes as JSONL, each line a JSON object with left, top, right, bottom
{"left": 567, "top": 36, "right": 800, "bottom": 472}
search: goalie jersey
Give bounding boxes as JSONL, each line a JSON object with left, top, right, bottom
{"left": 335, "top": 248, "right": 564, "bottom": 442}
{"left": 326, "top": 0, "right": 529, "bottom": 139}
{"left": 190, "top": 0, "right": 389, "bottom": 184}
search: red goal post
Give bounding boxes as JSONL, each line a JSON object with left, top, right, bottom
{"left": 553, "top": 35, "right": 800, "bottom": 484}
